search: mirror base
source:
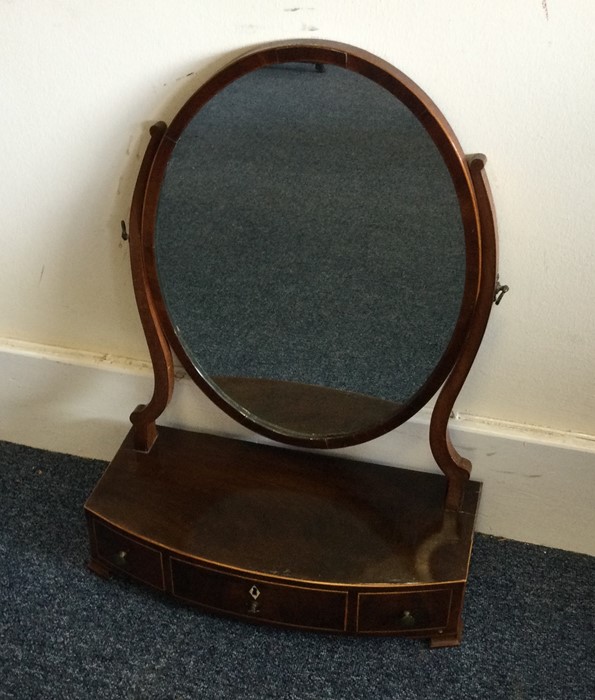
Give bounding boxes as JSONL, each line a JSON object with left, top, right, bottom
{"left": 85, "top": 426, "right": 480, "bottom": 645}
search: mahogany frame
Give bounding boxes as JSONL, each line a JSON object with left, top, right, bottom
{"left": 128, "top": 40, "right": 498, "bottom": 510}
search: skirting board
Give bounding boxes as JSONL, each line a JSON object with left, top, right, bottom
{"left": 1, "top": 338, "right": 594, "bottom": 557}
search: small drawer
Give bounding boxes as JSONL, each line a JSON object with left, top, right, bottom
{"left": 357, "top": 588, "right": 452, "bottom": 633}
{"left": 93, "top": 520, "right": 165, "bottom": 590}
{"left": 170, "top": 558, "right": 347, "bottom": 632}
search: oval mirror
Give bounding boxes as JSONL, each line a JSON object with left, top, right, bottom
{"left": 145, "top": 42, "right": 480, "bottom": 447}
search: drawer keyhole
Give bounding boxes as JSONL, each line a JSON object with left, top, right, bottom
{"left": 248, "top": 585, "right": 261, "bottom": 614}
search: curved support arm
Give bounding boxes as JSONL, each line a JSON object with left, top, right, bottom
{"left": 430, "top": 155, "right": 498, "bottom": 510}
{"left": 414, "top": 508, "right": 459, "bottom": 582}
{"left": 128, "top": 122, "right": 175, "bottom": 451}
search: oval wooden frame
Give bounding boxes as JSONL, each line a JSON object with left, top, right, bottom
{"left": 128, "top": 40, "right": 497, "bottom": 510}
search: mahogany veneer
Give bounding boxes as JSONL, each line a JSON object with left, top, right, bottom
{"left": 86, "top": 426, "right": 480, "bottom": 645}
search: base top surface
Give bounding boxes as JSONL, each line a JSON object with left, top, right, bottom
{"left": 85, "top": 427, "right": 480, "bottom": 586}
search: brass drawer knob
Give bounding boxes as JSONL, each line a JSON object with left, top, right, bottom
{"left": 400, "top": 610, "right": 416, "bottom": 628}
{"left": 113, "top": 550, "right": 128, "bottom": 567}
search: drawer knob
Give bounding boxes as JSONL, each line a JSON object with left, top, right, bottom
{"left": 113, "top": 550, "right": 128, "bottom": 567}
{"left": 400, "top": 610, "right": 416, "bottom": 628}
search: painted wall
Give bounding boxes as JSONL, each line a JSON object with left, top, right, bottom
{"left": 2, "top": 1, "right": 594, "bottom": 435}
{"left": 1, "top": 2, "right": 595, "bottom": 552}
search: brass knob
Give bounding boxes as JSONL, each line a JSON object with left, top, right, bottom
{"left": 400, "top": 610, "right": 416, "bottom": 628}
{"left": 113, "top": 550, "right": 128, "bottom": 567}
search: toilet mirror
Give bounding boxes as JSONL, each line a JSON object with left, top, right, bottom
{"left": 142, "top": 42, "right": 482, "bottom": 447}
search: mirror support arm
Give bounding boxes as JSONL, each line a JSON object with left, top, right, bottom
{"left": 128, "top": 122, "right": 175, "bottom": 451}
{"left": 430, "top": 155, "right": 498, "bottom": 510}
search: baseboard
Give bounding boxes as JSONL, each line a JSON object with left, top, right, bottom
{"left": 1, "top": 338, "right": 594, "bottom": 556}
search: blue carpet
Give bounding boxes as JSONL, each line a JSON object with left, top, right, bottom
{"left": 1, "top": 439, "right": 594, "bottom": 699}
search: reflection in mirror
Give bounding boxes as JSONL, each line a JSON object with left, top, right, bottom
{"left": 155, "top": 62, "right": 465, "bottom": 436}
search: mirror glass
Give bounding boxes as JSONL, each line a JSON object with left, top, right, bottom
{"left": 154, "top": 62, "right": 466, "bottom": 439}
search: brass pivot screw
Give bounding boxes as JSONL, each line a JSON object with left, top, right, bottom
{"left": 494, "top": 274, "right": 509, "bottom": 305}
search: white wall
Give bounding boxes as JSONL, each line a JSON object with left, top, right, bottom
{"left": 1, "top": 2, "right": 594, "bottom": 554}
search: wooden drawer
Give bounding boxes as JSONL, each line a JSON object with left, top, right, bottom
{"left": 357, "top": 588, "right": 452, "bottom": 633}
{"left": 170, "top": 558, "right": 348, "bottom": 632}
{"left": 93, "top": 520, "right": 165, "bottom": 590}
